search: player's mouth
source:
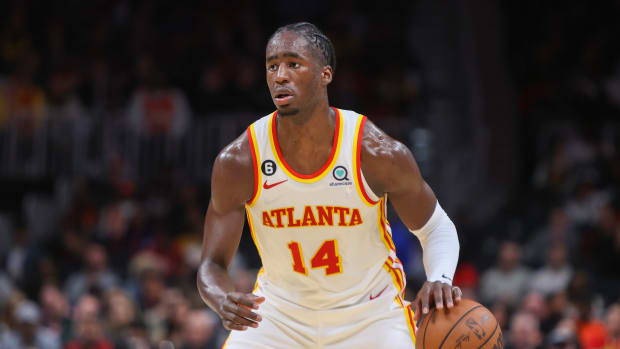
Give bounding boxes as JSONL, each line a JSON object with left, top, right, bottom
{"left": 274, "top": 92, "right": 294, "bottom": 105}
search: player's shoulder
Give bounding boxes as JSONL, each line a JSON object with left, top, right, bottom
{"left": 357, "top": 114, "right": 420, "bottom": 196}
{"left": 214, "top": 111, "right": 273, "bottom": 172}
{"left": 332, "top": 107, "right": 410, "bottom": 161}
{"left": 359, "top": 115, "right": 410, "bottom": 162}
{"left": 215, "top": 132, "right": 251, "bottom": 169}
{"left": 211, "top": 115, "right": 270, "bottom": 208}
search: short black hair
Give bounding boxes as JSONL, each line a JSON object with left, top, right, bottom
{"left": 268, "top": 22, "right": 337, "bottom": 73}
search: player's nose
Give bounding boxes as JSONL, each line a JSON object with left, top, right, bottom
{"left": 274, "top": 65, "right": 290, "bottom": 84}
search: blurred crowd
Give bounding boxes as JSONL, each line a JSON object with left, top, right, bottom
{"left": 0, "top": 175, "right": 245, "bottom": 348}
{"left": 445, "top": 2, "right": 620, "bottom": 349}
{"left": 0, "top": 1, "right": 619, "bottom": 349}
{"left": 0, "top": 0, "right": 423, "bottom": 139}
{"left": 3, "top": 1, "right": 421, "bottom": 348}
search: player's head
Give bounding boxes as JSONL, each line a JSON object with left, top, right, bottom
{"left": 266, "top": 22, "right": 336, "bottom": 116}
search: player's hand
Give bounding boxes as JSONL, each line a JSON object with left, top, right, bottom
{"left": 215, "top": 292, "right": 265, "bottom": 331}
{"left": 413, "top": 281, "right": 462, "bottom": 322}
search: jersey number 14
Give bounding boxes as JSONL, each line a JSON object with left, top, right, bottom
{"left": 287, "top": 240, "right": 342, "bottom": 276}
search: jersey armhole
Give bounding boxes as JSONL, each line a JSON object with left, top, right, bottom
{"left": 353, "top": 115, "right": 380, "bottom": 206}
{"left": 246, "top": 124, "right": 261, "bottom": 206}
{"left": 360, "top": 169, "right": 381, "bottom": 203}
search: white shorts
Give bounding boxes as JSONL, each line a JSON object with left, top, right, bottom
{"left": 222, "top": 287, "right": 416, "bottom": 349}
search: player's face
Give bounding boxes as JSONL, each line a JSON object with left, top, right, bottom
{"left": 266, "top": 31, "right": 324, "bottom": 116}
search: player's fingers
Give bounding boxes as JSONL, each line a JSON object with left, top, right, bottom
{"left": 232, "top": 313, "right": 260, "bottom": 328}
{"left": 227, "top": 292, "right": 262, "bottom": 309}
{"left": 413, "top": 297, "right": 422, "bottom": 322}
{"left": 222, "top": 308, "right": 260, "bottom": 328}
{"left": 419, "top": 282, "right": 431, "bottom": 315}
{"left": 452, "top": 286, "right": 462, "bottom": 303}
{"left": 433, "top": 282, "right": 444, "bottom": 310}
{"left": 251, "top": 295, "right": 266, "bottom": 304}
{"left": 223, "top": 319, "right": 248, "bottom": 331}
{"left": 442, "top": 283, "right": 454, "bottom": 308}
{"left": 223, "top": 303, "right": 262, "bottom": 322}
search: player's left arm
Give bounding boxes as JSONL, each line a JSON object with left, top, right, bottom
{"left": 360, "top": 119, "right": 461, "bottom": 321}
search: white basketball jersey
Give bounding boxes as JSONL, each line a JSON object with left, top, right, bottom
{"left": 244, "top": 108, "right": 414, "bottom": 336}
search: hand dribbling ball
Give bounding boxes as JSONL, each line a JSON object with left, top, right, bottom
{"left": 416, "top": 299, "right": 503, "bottom": 349}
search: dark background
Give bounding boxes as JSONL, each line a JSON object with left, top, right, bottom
{"left": 0, "top": 1, "right": 618, "bottom": 348}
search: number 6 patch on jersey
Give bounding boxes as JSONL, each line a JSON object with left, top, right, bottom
{"left": 287, "top": 240, "right": 342, "bottom": 276}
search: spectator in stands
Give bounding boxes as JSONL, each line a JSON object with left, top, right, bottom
{"left": 103, "top": 288, "right": 138, "bottom": 349}
{"left": 524, "top": 208, "right": 579, "bottom": 267}
{"left": 544, "top": 292, "right": 571, "bottom": 337}
{"left": 531, "top": 139, "right": 573, "bottom": 196}
{"left": 506, "top": 312, "right": 543, "bottom": 349}
{"left": 566, "top": 177, "right": 610, "bottom": 228}
{"left": 492, "top": 301, "right": 510, "bottom": 333}
{"left": 587, "top": 204, "right": 620, "bottom": 304}
{"left": 160, "top": 287, "right": 191, "bottom": 347}
{"left": 0, "top": 299, "right": 60, "bottom": 349}
{"left": 98, "top": 198, "right": 138, "bottom": 276}
{"left": 4, "top": 223, "right": 32, "bottom": 286}
{"left": 179, "top": 310, "right": 218, "bottom": 349}
{"left": 126, "top": 54, "right": 191, "bottom": 138}
{"left": 0, "top": 271, "right": 14, "bottom": 309}
{"left": 124, "top": 319, "right": 151, "bottom": 349}
{"left": 546, "top": 326, "right": 580, "bottom": 349}
{"left": 451, "top": 262, "right": 480, "bottom": 301}
{"left": 136, "top": 267, "right": 168, "bottom": 343}
{"left": 39, "top": 284, "right": 69, "bottom": 342}
{"left": 529, "top": 244, "right": 573, "bottom": 296}
{"left": 605, "top": 303, "right": 620, "bottom": 349}
{"left": 573, "top": 294, "right": 608, "bottom": 349}
{"left": 522, "top": 292, "right": 548, "bottom": 324}
{"left": 47, "top": 65, "right": 86, "bottom": 122}
{"left": 480, "top": 241, "right": 531, "bottom": 307}
{"left": 0, "top": 50, "right": 46, "bottom": 133}
{"left": 64, "top": 242, "right": 120, "bottom": 304}
{"left": 64, "top": 294, "right": 113, "bottom": 349}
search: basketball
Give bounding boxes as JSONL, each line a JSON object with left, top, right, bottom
{"left": 416, "top": 299, "right": 503, "bottom": 349}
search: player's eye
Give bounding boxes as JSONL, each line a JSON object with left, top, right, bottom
{"left": 267, "top": 64, "right": 277, "bottom": 72}
{"left": 289, "top": 62, "right": 300, "bottom": 68}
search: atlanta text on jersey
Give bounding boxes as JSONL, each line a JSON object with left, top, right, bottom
{"left": 262, "top": 205, "right": 363, "bottom": 228}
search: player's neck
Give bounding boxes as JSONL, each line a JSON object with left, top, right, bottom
{"left": 276, "top": 103, "right": 334, "bottom": 143}
{"left": 275, "top": 103, "right": 336, "bottom": 174}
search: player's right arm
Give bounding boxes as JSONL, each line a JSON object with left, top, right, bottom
{"left": 197, "top": 132, "right": 264, "bottom": 331}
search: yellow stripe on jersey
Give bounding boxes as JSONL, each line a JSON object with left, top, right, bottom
{"left": 377, "top": 198, "right": 397, "bottom": 252}
{"left": 383, "top": 260, "right": 404, "bottom": 295}
{"left": 268, "top": 110, "right": 343, "bottom": 183}
{"left": 404, "top": 304, "right": 417, "bottom": 344}
{"left": 385, "top": 259, "right": 417, "bottom": 345}
{"left": 247, "top": 124, "right": 262, "bottom": 207}
{"left": 252, "top": 267, "right": 264, "bottom": 293}
{"left": 378, "top": 194, "right": 416, "bottom": 344}
{"left": 245, "top": 205, "right": 263, "bottom": 262}
{"left": 352, "top": 115, "right": 381, "bottom": 207}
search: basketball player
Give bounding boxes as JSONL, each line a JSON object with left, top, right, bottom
{"left": 197, "top": 22, "right": 461, "bottom": 348}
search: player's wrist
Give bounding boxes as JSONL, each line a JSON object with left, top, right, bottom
{"left": 427, "top": 273, "right": 454, "bottom": 285}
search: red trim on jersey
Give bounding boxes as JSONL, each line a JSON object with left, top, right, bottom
{"left": 406, "top": 304, "right": 417, "bottom": 337}
{"left": 384, "top": 260, "right": 404, "bottom": 290}
{"left": 356, "top": 117, "right": 379, "bottom": 205}
{"left": 247, "top": 127, "right": 259, "bottom": 204}
{"left": 271, "top": 107, "right": 341, "bottom": 179}
{"left": 379, "top": 198, "right": 396, "bottom": 252}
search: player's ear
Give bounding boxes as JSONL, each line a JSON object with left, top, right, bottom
{"left": 320, "top": 66, "right": 333, "bottom": 86}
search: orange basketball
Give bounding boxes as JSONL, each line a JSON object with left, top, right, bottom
{"left": 416, "top": 299, "right": 503, "bottom": 349}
